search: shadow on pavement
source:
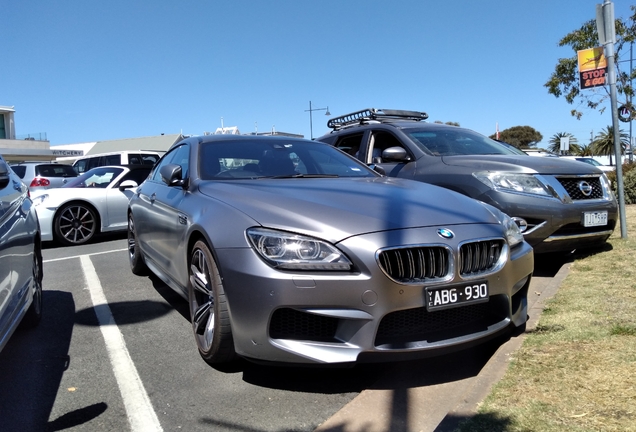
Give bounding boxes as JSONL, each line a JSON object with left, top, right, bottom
{"left": 0, "top": 291, "right": 100, "bottom": 432}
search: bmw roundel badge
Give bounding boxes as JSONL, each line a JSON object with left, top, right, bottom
{"left": 437, "top": 228, "right": 454, "bottom": 239}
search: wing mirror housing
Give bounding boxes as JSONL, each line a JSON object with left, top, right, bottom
{"left": 382, "top": 146, "right": 411, "bottom": 162}
{"left": 160, "top": 164, "right": 185, "bottom": 186}
{"left": 118, "top": 180, "right": 139, "bottom": 190}
{"left": 0, "top": 160, "right": 9, "bottom": 188}
{"left": 370, "top": 164, "right": 386, "bottom": 175}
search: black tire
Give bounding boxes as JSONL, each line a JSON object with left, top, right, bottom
{"left": 20, "top": 243, "right": 43, "bottom": 329}
{"left": 54, "top": 203, "right": 98, "bottom": 246}
{"left": 127, "top": 214, "right": 149, "bottom": 276}
{"left": 188, "top": 240, "right": 236, "bottom": 365}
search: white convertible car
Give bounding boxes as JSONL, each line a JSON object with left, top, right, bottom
{"left": 31, "top": 165, "right": 152, "bottom": 246}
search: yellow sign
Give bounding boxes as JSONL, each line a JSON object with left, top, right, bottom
{"left": 577, "top": 47, "right": 607, "bottom": 89}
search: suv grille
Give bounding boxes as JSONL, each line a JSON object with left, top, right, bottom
{"left": 556, "top": 176, "right": 604, "bottom": 200}
{"left": 378, "top": 247, "right": 449, "bottom": 283}
{"left": 459, "top": 240, "right": 504, "bottom": 275}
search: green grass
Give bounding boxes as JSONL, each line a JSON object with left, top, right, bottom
{"left": 457, "top": 205, "right": 636, "bottom": 432}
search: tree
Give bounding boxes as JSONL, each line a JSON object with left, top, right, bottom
{"left": 592, "top": 125, "right": 629, "bottom": 165}
{"left": 545, "top": 6, "right": 636, "bottom": 119}
{"left": 548, "top": 132, "right": 580, "bottom": 154}
{"left": 433, "top": 121, "right": 461, "bottom": 126}
{"left": 576, "top": 142, "right": 594, "bottom": 156}
{"left": 489, "top": 126, "right": 543, "bottom": 149}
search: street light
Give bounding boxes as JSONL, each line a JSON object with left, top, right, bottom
{"left": 305, "top": 101, "right": 330, "bottom": 139}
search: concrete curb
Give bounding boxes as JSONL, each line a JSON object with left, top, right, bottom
{"left": 314, "top": 262, "right": 572, "bottom": 432}
{"left": 433, "top": 261, "right": 572, "bottom": 431}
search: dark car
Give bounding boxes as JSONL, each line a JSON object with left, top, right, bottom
{"left": 316, "top": 108, "right": 618, "bottom": 254}
{"left": 127, "top": 134, "right": 533, "bottom": 366}
{"left": 0, "top": 155, "right": 43, "bottom": 353}
{"left": 9, "top": 161, "right": 78, "bottom": 193}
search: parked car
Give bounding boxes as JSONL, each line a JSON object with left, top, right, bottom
{"left": 0, "top": 155, "right": 43, "bottom": 353}
{"left": 560, "top": 156, "right": 615, "bottom": 172}
{"left": 316, "top": 108, "right": 618, "bottom": 254}
{"left": 30, "top": 165, "right": 151, "bottom": 246}
{"left": 127, "top": 135, "right": 533, "bottom": 366}
{"left": 72, "top": 150, "right": 161, "bottom": 174}
{"left": 9, "top": 161, "right": 78, "bottom": 193}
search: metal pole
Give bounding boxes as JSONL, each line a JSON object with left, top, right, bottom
{"left": 309, "top": 101, "right": 314, "bottom": 140}
{"left": 630, "top": 42, "right": 634, "bottom": 163}
{"left": 602, "top": 0, "right": 628, "bottom": 238}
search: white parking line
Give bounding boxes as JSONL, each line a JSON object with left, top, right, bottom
{"left": 80, "top": 255, "right": 163, "bottom": 432}
{"left": 44, "top": 248, "right": 128, "bottom": 263}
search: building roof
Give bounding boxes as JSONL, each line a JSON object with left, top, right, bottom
{"left": 85, "top": 133, "right": 184, "bottom": 156}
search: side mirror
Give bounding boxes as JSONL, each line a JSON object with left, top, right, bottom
{"left": 382, "top": 147, "right": 410, "bottom": 162}
{"left": 0, "top": 160, "right": 10, "bottom": 188}
{"left": 370, "top": 164, "right": 386, "bottom": 176}
{"left": 118, "top": 180, "right": 139, "bottom": 190}
{"left": 160, "top": 163, "right": 184, "bottom": 186}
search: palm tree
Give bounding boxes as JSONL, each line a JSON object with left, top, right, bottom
{"left": 548, "top": 132, "right": 580, "bottom": 155}
{"left": 592, "top": 126, "right": 629, "bottom": 165}
{"left": 575, "top": 143, "right": 594, "bottom": 156}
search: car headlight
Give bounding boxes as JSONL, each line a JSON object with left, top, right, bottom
{"left": 480, "top": 203, "right": 524, "bottom": 248}
{"left": 247, "top": 227, "right": 352, "bottom": 270}
{"left": 502, "top": 213, "right": 524, "bottom": 247}
{"left": 31, "top": 194, "right": 49, "bottom": 206}
{"left": 473, "top": 171, "right": 550, "bottom": 196}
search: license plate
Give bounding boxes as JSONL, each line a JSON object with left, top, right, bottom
{"left": 425, "top": 281, "right": 489, "bottom": 312}
{"left": 583, "top": 211, "right": 608, "bottom": 227}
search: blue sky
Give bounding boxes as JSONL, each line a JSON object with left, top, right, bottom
{"left": 2, "top": 1, "right": 634, "bottom": 146}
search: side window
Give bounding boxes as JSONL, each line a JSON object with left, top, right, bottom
{"left": 369, "top": 131, "right": 405, "bottom": 163}
{"left": 87, "top": 157, "right": 100, "bottom": 170}
{"left": 141, "top": 153, "right": 160, "bottom": 165}
{"left": 151, "top": 145, "right": 189, "bottom": 182}
{"left": 74, "top": 159, "right": 88, "bottom": 174}
{"left": 333, "top": 133, "right": 364, "bottom": 158}
{"left": 128, "top": 154, "right": 142, "bottom": 165}
{"left": 103, "top": 155, "right": 120, "bottom": 166}
{"left": 118, "top": 168, "right": 152, "bottom": 186}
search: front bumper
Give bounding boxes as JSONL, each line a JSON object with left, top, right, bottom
{"left": 215, "top": 225, "right": 534, "bottom": 364}
{"left": 33, "top": 206, "right": 56, "bottom": 242}
{"left": 482, "top": 186, "right": 617, "bottom": 254}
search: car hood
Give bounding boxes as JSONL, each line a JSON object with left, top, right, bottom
{"left": 441, "top": 155, "right": 602, "bottom": 175}
{"left": 197, "top": 177, "right": 500, "bottom": 242}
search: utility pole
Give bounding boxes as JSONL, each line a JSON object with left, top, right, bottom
{"left": 597, "top": 0, "right": 628, "bottom": 238}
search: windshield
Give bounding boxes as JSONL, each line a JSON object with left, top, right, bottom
{"left": 406, "top": 128, "right": 527, "bottom": 156}
{"left": 63, "top": 166, "right": 124, "bottom": 188}
{"left": 199, "top": 139, "right": 377, "bottom": 180}
{"left": 578, "top": 158, "right": 601, "bottom": 166}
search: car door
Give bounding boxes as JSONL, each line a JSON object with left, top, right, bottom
{"left": 0, "top": 159, "right": 26, "bottom": 345}
{"left": 366, "top": 130, "right": 418, "bottom": 178}
{"left": 135, "top": 144, "right": 190, "bottom": 276}
{"left": 103, "top": 168, "right": 151, "bottom": 230}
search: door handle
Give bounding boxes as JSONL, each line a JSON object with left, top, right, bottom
{"left": 149, "top": 193, "right": 156, "bottom": 203}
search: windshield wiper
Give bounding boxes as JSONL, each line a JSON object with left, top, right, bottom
{"left": 262, "top": 173, "right": 340, "bottom": 179}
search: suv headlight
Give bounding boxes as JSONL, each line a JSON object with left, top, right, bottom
{"left": 473, "top": 171, "right": 550, "bottom": 197}
{"left": 247, "top": 227, "right": 352, "bottom": 270}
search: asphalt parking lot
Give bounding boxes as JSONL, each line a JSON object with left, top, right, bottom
{"left": 0, "top": 234, "right": 567, "bottom": 432}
